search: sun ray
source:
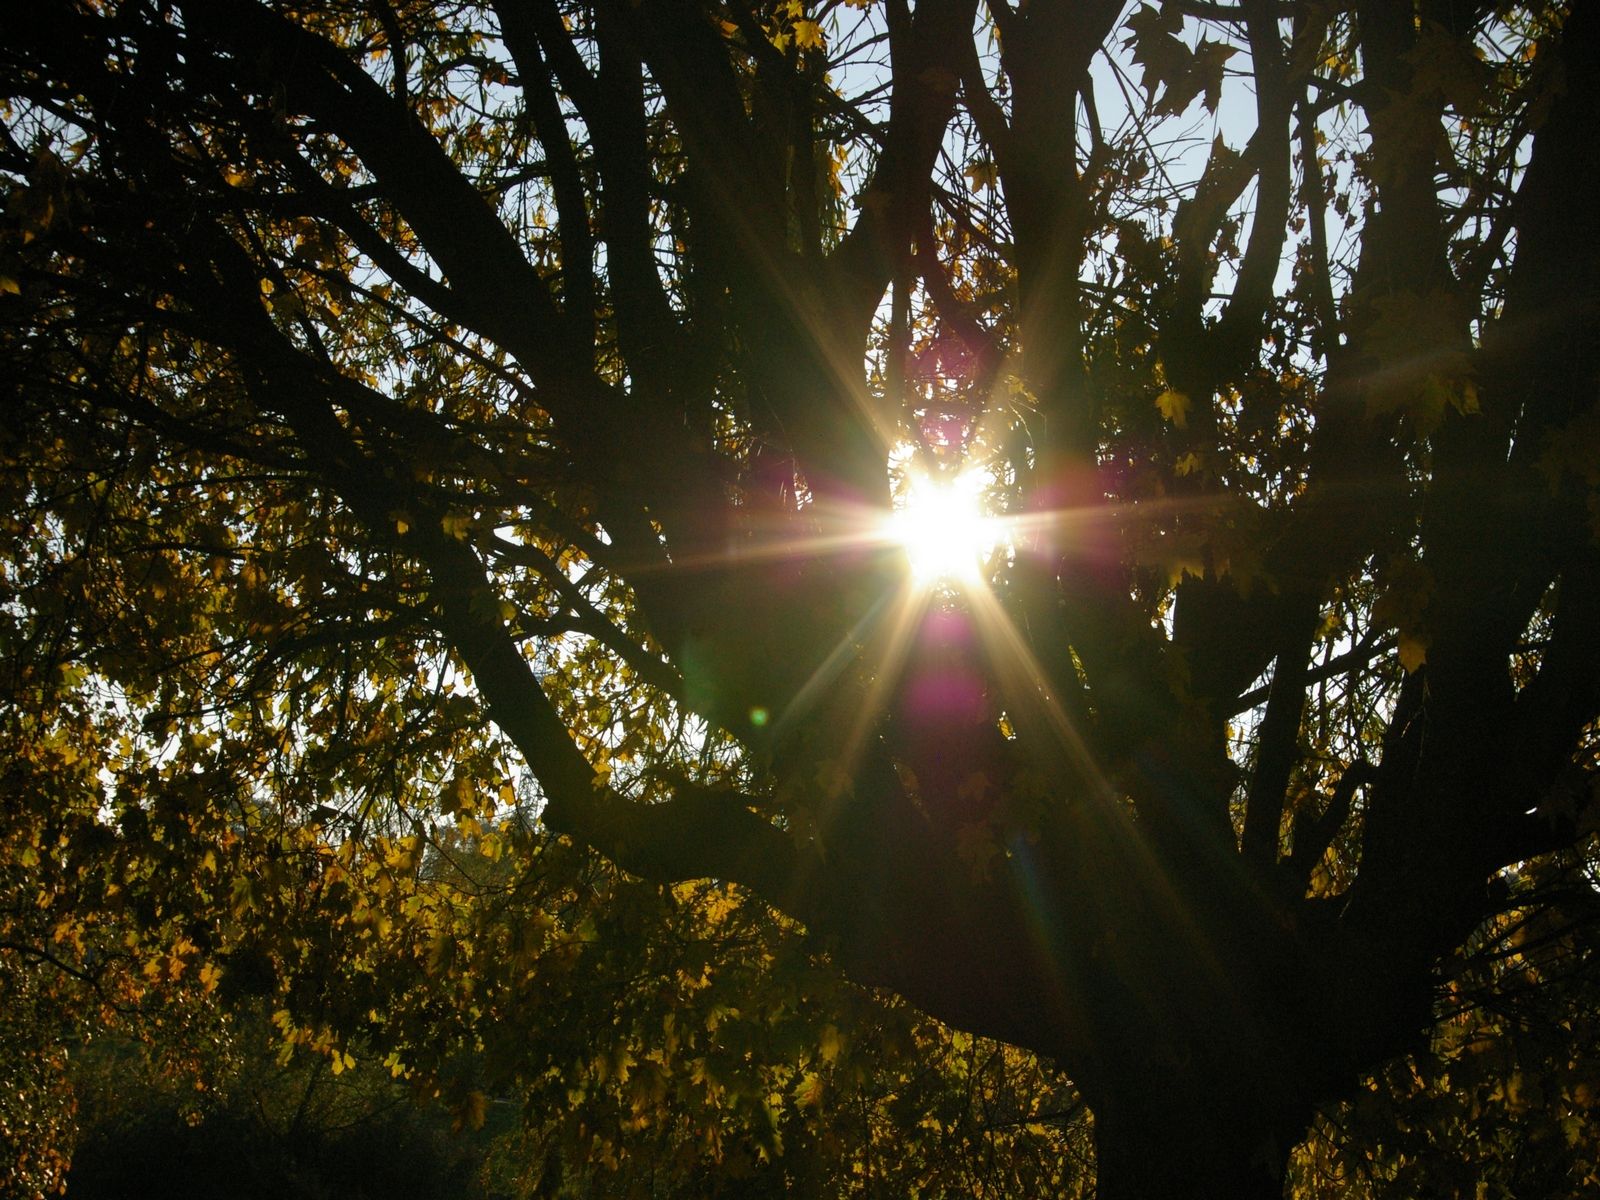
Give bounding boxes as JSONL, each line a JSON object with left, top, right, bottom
{"left": 774, "top": 585, "right": 903, "bottom": 736}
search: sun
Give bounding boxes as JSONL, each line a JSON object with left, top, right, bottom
{"left": 885, "top": 468, "right": 1003, "bottom": 584}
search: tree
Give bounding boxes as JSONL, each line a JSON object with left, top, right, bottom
{"left": 2, "top": 0, "right": 1598, "bottom": 1194}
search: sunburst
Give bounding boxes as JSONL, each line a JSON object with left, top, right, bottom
{"left": 884, "top": 466, "right": 1006, "bottom": 585}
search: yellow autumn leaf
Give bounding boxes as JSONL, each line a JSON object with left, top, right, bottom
{"left": 440, "top": 773, "right": 475, "bottom": 817}
{"left": 792, "top": 18, "right": 825, "bottom": 50}
{"left": 819, "top": 1024, "right": 843, "bottom": 1063}
{"left": 1157, "top": 388, "right": 1190, "bottom": 428}
{"left": 1397, "top": 633, "right": 1428, "bottom": 673}
{"left": 795, "top": 1071, "right": 825, "bottom": 1107}
{"left": 964, "top": 159, "right": 999, "bottom": 191}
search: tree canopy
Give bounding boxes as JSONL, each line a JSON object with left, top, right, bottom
{"left": 3, "top": 0, "right": 1599, "bottom": 1195}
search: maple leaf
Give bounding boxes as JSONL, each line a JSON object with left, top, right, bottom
{"left": 1397, "top": 633, "right": 1428, "bottom": 673}
{"left": 1124, "top": 7, "right": 1235, "bottom": 116}
{"left": 964, "top": 158, "right": 999, "bottom": 191}
{"left": 792, "top": 18, "right": 825, "bottom": 52}
{"left": 1190, "top": 39, "right": 1238, "bottom": 114}
{"left": 1157, "top": 388, "right": 1191, "bottom": 428}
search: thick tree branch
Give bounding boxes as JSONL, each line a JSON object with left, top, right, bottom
{"left": 1240, "top": 601, "right": 1318, "bottom": 865}
{"left": 591, "top": 11, "right": 688, "bottom": 401}
{"left": 485, "top": 534, "right": 687, "bottom": 703}
{"left": 1507, "top": 550, "right": 1600, "bottom": 841}
{"left": 1212, "top": 0, "right": 1294, "bottom": 365}
{"left": 181, "top": 1, "right": 589, "bottom": 391}
{"left": 494, "top": 2, "right": 598, "bottom": 346}
{"left": 233, "top": 303, "right": 807, "bottom": 908}
{"left": 1286, "top": 759, "right": 1373, "bottom": 889}
{"left": 830, "top": 0, "right": 982, "bottom": 340}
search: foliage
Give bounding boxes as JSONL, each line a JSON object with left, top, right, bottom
{"left": 2, "top": 0, "right": 1599, "bottom": 1196}
{"left": 64, "top": 1008, "right": 503, "bottom": 1200}
{"left": 1292, "top": 853, "right": 1600, "bottom": 1199}
{"left": 0, "top": 961, "right": 77, "bottom": 1199}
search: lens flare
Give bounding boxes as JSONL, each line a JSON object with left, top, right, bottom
{"left": 886, "top": 469, "right": 1001, "bottom": 584}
